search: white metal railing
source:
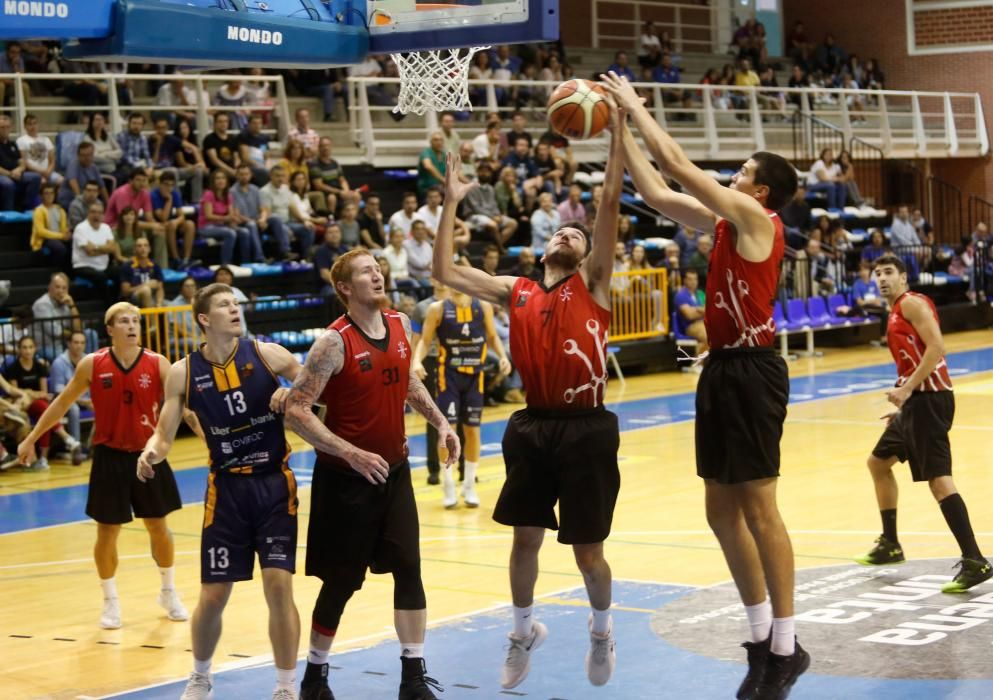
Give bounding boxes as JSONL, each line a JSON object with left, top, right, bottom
{"left": 0, "top": 72, "right": 292, "bottom": 148}
{"left": 591, "top": 0, "right": 721, "bottom": 53}
{"left": 346, "top": 76, "right": 988, "bottom": 164}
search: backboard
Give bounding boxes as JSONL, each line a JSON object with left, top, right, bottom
{"left": 368, "top": 0, "right": 558, "bottom": 53}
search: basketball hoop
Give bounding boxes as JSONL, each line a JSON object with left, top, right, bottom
{"left": 389, "top": 46, "right": 489, "bottom": 115}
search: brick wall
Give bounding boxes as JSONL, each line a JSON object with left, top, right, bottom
{"left": 782, "top": 0, "right": 993, "bottom": 203}
{"left": 914, "top": 6, "right": 993, "bottom": 47}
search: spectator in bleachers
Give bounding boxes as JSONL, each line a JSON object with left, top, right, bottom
{"left": 607, "top": 51, "right": 637, "bottom": 82}
{"left": 851, "top": 259, "right": 886, "bottom": 315}
{"left": 492, "top": 45, "right": 522, "bottom": 104}
{"left": 758, "top": 66, "right": 787, "bottom": 119}
{"left": 174, "top": 117, "right": 208, "bottom": 180}
{"left": 539, "top": 54, "right": 564, "bottom": 85}
{"left": 806, "top": 147, "right": 846, "bottom": 210}
{"left": 278, "top": 139, "right": 310, "bottom": 188}
{"left": 439, "top": 113, "right": 461, "bottom": 156}
{"left": 153, "top": 75, "right": 204, "bottom": 128}
{"left": 245, "top": 67, "right": 275, "bottom": 124}
{"left": 674, "top": 225, "right": 700, "bottom": 269}
{"left": 105, "top": 168, "right": 168, "bottom": 268}
{"left": 286, "top": 107, "right": 321, "bottom": 159}
{"left": 169, "top": 275, "right": 199, "bottom": 354}
{"left": 472, "top": 121, "right": 504, "bottom": 166}
{"left": 628, "top": 245, "right": 665, "bottom": 331}
{"left": 509, "top": 247, "right": 542, "bottom": 281}
{"left": 261, "top": 165, "right": 314, "bottom": 260}
{"left": 863, "top": 58, "right": 885, "bottom": 90}
{"left": 285, "top": 69, "right": 345, "bottom": 124}
{"left": 213, "top": 79, "right": 253, "bottom": 132}
{"left": 151, "top": 170, "right": 197, "bottom": 269}
{"left": 611, "top": 242, "right": 630, "bottom": 294}
{"left": 72, "top": 200, "right": 117, "bottom": 303}
{"left": 358, "top": 192, "right": 386, "bottom": 250}
{"left": 529, "top": 192, "right": 561, "bottom": 249}
{"left": 415, "top": 186, "right": 444, "bottom": 238}
{"left": 889, "top": 205, "right": 922, "bottom": 248}
{"left": 198, "top": 169, "right": 242, "bottom": 266}
{"left": 835, "top": 150, "right": 863, "bottom": 207}
{"left": 113, "top": 206, "right": 140, "bottom": 260}
{"left": 911, "top": 208, "right": 933, "bottom": 244}
{"left": 861, "top": 228, "right": 888, "bottom": 263}
{"left": 457, "top": 142, "right": 477, "bottom": 182}
{"left": 495, "top": 166, "right": 527, "bottom": 239}
{"left": 731, "top": 58, "right": 760, "bottom": 112}
{"left": 49, "top": 329, "right": 90, "bottom": 463}
{"left": 150, "top": 117, "right": 205, "bottom": 207}
{"left": 786, "top": 64, "right": 810, "bottom": 108}
{"left": 32, "top": 272, "right": 96, "bottom": 358}
{"left": 463, "top": 162, "right": 518, "bottom": 247}
{"left": 506, "top": 112, "right": 532, "bottom": 150}
{"left": 118, "top": 236, "right": 164, "bottom": 308}
{"left": 83, "top": 113, "right": 122, "bottom": 177}
{"left": 815, "top": 34, "right": 846, "bottom": 78}
{"left": 674, "top": 269, "right": 707, "bottom": 351}
{"left": 348, "top": 55, "right": 404, "bottom": 119}
{"left": 388, "top": 192, "right": 419, "bottom": 239}
{"left": 539, "top": 119, "right": 577, "bottom": 185}
{"left": 31, "top": 184, "right": 70, "bottom": 269}
{"left": 309, "top": 137, "right": 356, "bottom": 215}
{"left": 786, "top": 21, "right": 811, "bottom": 63}
{"left": 203, "top": 112, "right": 239, "bottom": 178}
{"left": 469, "top": 50, "right": 494, "bottom": 106}
{"left": 336, "top": 202, "right": 361, "bottom": 248}
{"left": 0, "top": 42, "right": 31, "bottom": 109}
{"left": 584, "top": 182, "right": 603, "bottom": 223}
{"left": 315, "top": 223, "right": 349, "bottom": 298}
{"left": 532, "top": 142, "right": 564, "bottom": 197}
{"left": 688, "top": 233, "right": 712, "bottom": 286}
{"left": 0, "top": 114, "right": 41, "bottom": 211}
{"left": 828, "top": 219, "right": 853, "bottom": 260}
{"left": 17, "top": 114, "right": 61, "bottom": 187}
{"left": 382, "top": 228, "right": 418, "bottom": 294}
{"left": 556, "top": 183, "right": 587, "bottom": 226}
{"left": 115, "top": 113, "right": 153, "bottom": 180}
{"left": 640, "top": 21, "right": 663, "bottom": 59}
{"left": 289, "top": 170, "right": 328, "bottom": 244}
{"left": 58, "top": 142, "right": 108, "bottom": 211}
{"left": 405, "top": 220, "right": 434, "bottom": 284}
{"left": 654, "top": 53, "right": 692, "bottom": 119}
{"left": 480, "top": 244, "right": 501, "bottom": 276}
{"left": 237, "top": 114, "right": 270, "bottom": 187}
{"left": 503, "top": 136, "right": 543, "bottom": 209}
{"left": 805, "top": 238, "right": 836, "bottom": 295}
{"left": 68, "top": 180, "right": 102, "bottom": 232}
{"left": 661, "top": 242, "right": 681, "bottom": 290}
{"left": 228, "top": 164, "right": 267, "bottom": 264}
{"left": 418, "top": 132, "right": 447, "bottom": 199}
{"left": 617, "top": 214, "right": 634, "bottom": 243}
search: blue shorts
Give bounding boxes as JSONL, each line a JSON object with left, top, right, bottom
{"left": 201, "top": 468, "right": 299, "bottom": 583}
{"left": 436, "top": 367, "right": 484, "bottom": 427}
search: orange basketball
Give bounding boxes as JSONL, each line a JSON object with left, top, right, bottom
{"left": 547, "top": 79, "right": 609, "bottom": 140}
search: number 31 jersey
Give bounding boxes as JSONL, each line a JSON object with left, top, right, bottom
{"left": 186, "top": 339, "right": 289, "bottom": 474}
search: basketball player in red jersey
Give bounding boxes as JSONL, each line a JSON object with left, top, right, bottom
{"left": 17, "top": 302, "right": 187, "bottom": 631}
{"left": 856, "top": 254, "right": 991, "bottom": 592}
{"left": 601, "top": 71, "right": 807, "bottom": 700}
{"left": 433, "top": 96, "right": 625, "bottom": 690}
{"left": 285, "top": 248, "right": 460, "bottom": 700}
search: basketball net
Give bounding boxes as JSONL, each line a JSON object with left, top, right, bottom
{"left": 390, "top": 46, "right": 489, "bottom": 115}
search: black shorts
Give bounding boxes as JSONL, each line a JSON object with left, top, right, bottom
{"left": 696, "top": 347, "right": 789, "bottom": 484}
{"left": 494, "top": 407, "right": 620, "bottom": 545}
{"left": 85, "top": 444, "right": 182, "bottom": 524}
{"left": 437, "top": 368, "right": 484, "bottom": 427}
{"left": 872, "top": 391, "right": 955, "bottom": 482}
{"left": 201, "top": 468, "right": 299, "bottom": 583}
{"left": 305, "top": 459, "right": 419, "bottom": 581}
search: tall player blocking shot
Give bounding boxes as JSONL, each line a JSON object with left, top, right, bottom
{"left": 137, "top": 283, "right": 304, "bottom": 700}
{"left": 432, "top": 93, "right": 625, "bottom": 691}
{"left": 600, "top": 71, "right": 808, "bottom": 700}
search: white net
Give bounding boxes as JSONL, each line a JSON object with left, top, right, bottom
{"left": 390, "top": 46, "right": 489, "bottom": 115}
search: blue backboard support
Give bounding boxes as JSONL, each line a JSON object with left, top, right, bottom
{"left": 63, "top": 0, "right": 368, "bottom": 69}
{"left": 368, "top": 0, "right": 559, "bottom": 53}
{"left": 0, "top": 0, "right": 116, "bottom": 39}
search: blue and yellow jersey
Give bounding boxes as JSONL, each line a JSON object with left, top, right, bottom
{"left": 437, "top": 298, "right": 487, "bottom": 375}
{"left": 186, "top": 339, "right": 289, "bottom": 474}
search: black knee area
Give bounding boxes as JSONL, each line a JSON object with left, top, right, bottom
{"left": 313, "top": 567, "right": 366, "bottom": 632}
{"left": 392, "top": 559, "right": 426, "bottom": 610}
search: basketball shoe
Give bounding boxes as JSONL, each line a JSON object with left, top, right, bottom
{"left": 99, "top": 597, "right": 121, "bottom": 629}
{"left": 941, "top": 557, "right": 993, "bottom": 593}
{"left": 398, "top": 657, "right": 443, "bottom": 700}
{"left": 442, "top": 472, "right": 457, "bottom": 509}
{"left": 300, "top": 662, "right": 335, "bottom": 700}
{"left": 854, "top": 535, "right": 905, "bottom": 566}
{"left": 586, "top": 613, "right": 615, "bottom": 686}
{"left": 736, "top": 637, "right": 770, "bottom": 699}
{"left": 752, "top": 639, "right": 809, "bottom": 700}
{"left": 271, "top": 689, "right": 297, "bottom": 700}
{"left": 158, "top": 588, "right": 189, "bottom": 621}
{"left": 501, "top": 620, "right": 547, "bottom": 689}
{"left": 179, "top": 672, "right": 213, "bottom": 699}
{"left": 461, "top": 480, "right": 479, "bottom": 508}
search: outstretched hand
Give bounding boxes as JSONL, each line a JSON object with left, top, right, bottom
{"left": 444, "top": 151, "right": 478, "bottom": 203}
{"left": 601, "top": 90, "right": 626, "bottom": 134}
{"left": 599, "top": 71, "right": 645, "bottom": 112}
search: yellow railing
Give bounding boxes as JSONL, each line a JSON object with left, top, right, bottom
{"left": 140, "top": 304, "right": 204, "bottom": 363}
{"left": 609, "top": 268, "right": 669, "bottom": 342}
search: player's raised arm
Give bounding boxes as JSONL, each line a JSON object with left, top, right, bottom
{"left": 137, "top": 359, "right": 188, "bottom": 481}
{"left": 17, "top": 354, "right": 94, "bottom": 465}
{"left": 600, "top": 71, "right": 771, "bottom": 237}
{"left": 400, "top": 312, "right": 461, "bottom": 466}
{"left": 285, "top": 329, "right": 390, "bottom": 483}
{"left": 434, "top": 152, "right": 517, "bottom": 307}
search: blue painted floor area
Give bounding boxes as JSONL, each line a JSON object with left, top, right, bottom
{"left": 3, "top": 347, "right": 993, "bottom": 535}
{"left": 109, "top": 581, "right": 993, "bottom": 700}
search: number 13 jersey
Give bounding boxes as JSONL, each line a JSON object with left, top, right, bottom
{"left": 318, "top": 312, "right": 411, "bottom": 471}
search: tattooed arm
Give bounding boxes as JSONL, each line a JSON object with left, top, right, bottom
{"left": 400, "top": 312, "right": 462, "bottom": 466}
{"left": 285, "top": 329, "right": 391, "bottom": 484}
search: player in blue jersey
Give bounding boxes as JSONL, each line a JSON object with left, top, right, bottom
{"left": 412, "top": 287, "right": 510, "bottom": 508}
{"left": 138, "top": 283, "right": 303, "bottom": 700}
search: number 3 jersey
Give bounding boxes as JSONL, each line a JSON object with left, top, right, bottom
{"left": 90, "top": 347, "right": 164, "bottom": 452}
{"left": 318, "top": 312, "right": 411, "bottom": 471}
{"left": 186, "top": 339, "right": 289, "bottom": 474}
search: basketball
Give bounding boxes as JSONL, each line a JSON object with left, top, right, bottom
{"left": 547, "top": 79, "right": 610, "bottom": 140}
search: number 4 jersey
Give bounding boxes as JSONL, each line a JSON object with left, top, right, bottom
{"left": 186, "top": 339, "right": 290, "bottom": 474}
{"left": 318, "top": 312, "right": 411, "bottom": 471}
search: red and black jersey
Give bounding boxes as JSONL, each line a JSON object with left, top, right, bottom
{"left": 705, "top": 211, "right": 785, "bottom": 350}
{"left": 508, "top": 274, "right": 611, "bottom": 410}
{"left": 318, "top": 312, "right": 411, "bottom": 470}
{"left": 886, "top": 291, "right": 953, "bottom": 392}
{"left": 90, "top": 347, "right": 164, "bottom": 452}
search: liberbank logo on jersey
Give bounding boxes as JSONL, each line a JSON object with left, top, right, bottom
{"left": 3, "top": 1, "right": 68, "bottom": 18}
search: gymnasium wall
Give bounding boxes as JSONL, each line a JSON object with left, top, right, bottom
{"left": 783, "top": 0, "right": 993, "bottom": 205}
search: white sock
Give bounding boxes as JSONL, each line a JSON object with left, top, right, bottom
{"left": 308, "top": 647, "right": 330, "bottom": 665}
{"left": 771, "top": 617, "right": 796, "bottom": 656}
{"left": 463, "top": 461, "right": 478, "bottom": 484}
{"left": 512, "top": 605, "right": 534, "bottom": 638}
{"left": 400, "top": 642, "right": 424, "bottom": 659}
{"left": 193, "top": 657, "right": 212, "bottom": 675}
{"left": 100, "top": 577, "right": 118, "bottom": 600}
{"left": 744, "top": 599, "right": 773, "bottom": 643}
{"left": 159, "top": 566, "right": 175, "bottom": 591}
{"left": 591, "top": 606, "right": 611, "bottom": 635}
{"left": 442, "top": 469, "right": 455, "bottom": 486}
{"left": 275, "top": 667, "right": 295, "bottom": 689}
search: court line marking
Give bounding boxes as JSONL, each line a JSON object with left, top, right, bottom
{"left": 787, "top": 417, "right": 993, "bottom": 431}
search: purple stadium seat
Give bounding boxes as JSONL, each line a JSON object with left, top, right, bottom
{"left": 806, "top": 296, "right": 833, "bottom": 328}
{"left": 784, "top": 298, "right": 812, "bottom": 331}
